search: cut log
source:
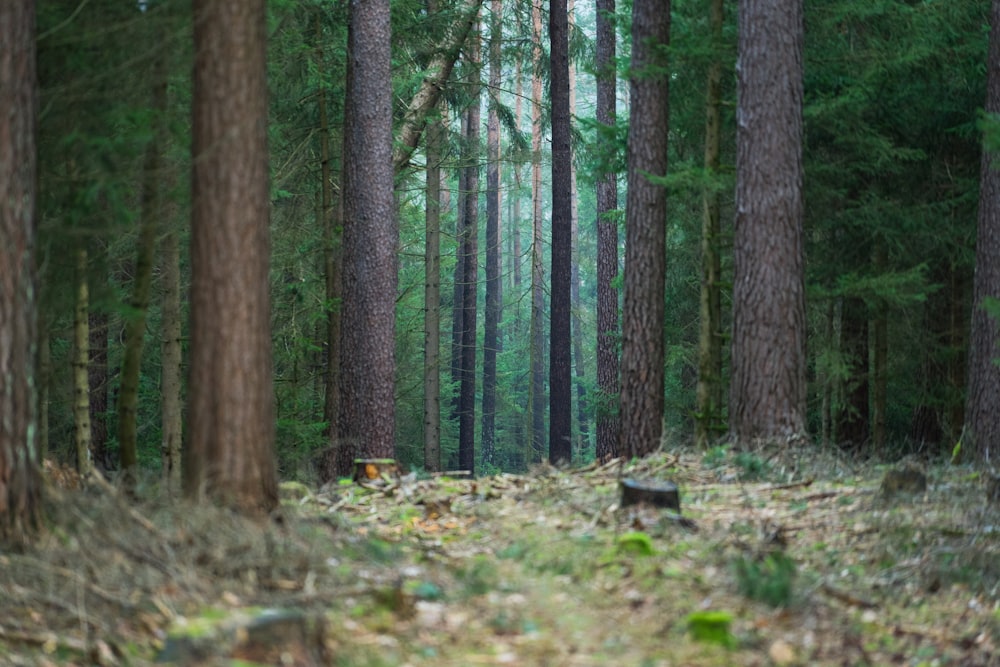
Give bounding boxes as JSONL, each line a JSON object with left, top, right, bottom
{"left": 620, "top": 478, "right": 680, "bottom": 511}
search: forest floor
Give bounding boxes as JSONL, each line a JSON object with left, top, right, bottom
{"left": 1, "top": 446, "right": 999, "bottom": 666}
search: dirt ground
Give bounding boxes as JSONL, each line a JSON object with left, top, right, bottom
{"left": 2, "top": 446, "right": 999, "bottom": 666}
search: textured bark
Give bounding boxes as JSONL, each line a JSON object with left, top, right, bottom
{"left": 695, "top": 0, "right": 725, "bottom": 448}
{"left": 73, "top": 247, "right": 93, "bottom": 475}
{"left": 0, "top": 0, "right": 42, "bottom": 543}
{"left": 594, "top": 0, "right": 620, "bottom": 463}
{"left": 186, "top": 0, "right": 278, "bottom": 513}
{"left": 729, "top": 0, "right": 807, "bottom": 445}
{"left": 120, "top": 33, "right": 169, "bottom": 480}
{"left": 482, "top": 0, "right": 502, "bottom": 469}
{"left": 619, "top": 0, "right": 670, "bottom": 460}
{"left": 424, "top": 113, "right": 444, "bottom": 472}
{"left": 338, "top": 0, "right": 397, "bottom": 469}
{"left": 549, "top": 0, "right": 572, "bottom": 465}
{"left": 458, "top": 22, "right": 481, "bottom": 476}
{"left": 529, "top": 0, "right": 546, "bottom": 463}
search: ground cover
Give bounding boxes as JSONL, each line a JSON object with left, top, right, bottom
{"left": 1, "top": 447, "right": 998, "bottom": 665}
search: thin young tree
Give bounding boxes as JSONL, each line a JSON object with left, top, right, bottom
{"left": 482, "top": 0, "right": 503, "bottom": 469}
{"left": 694, "top": 0, "right": 725, "bottom": 448}
{"left": 458, "top": 20, "right": 482, "bottom": 475}
{"left": 186, "top": 0, "right": 278, "bottom": 512}
{"left": 965, "top": 0, "right": 1000, "bottom": 463}
{"left": 594, "top": 0, "right": 620, "bottom": 462}
{"left": 549, "top": 0, "right": 573, "bottom": 464}
{"left": 337, "top": 0, "right": 397, "bottom": 469}
{"left": 0, "top": 0, "right": 43, "bottom": 543}
{"left": 619, "top": 0, "right": 670, "bottom": 459}
{"left": 529, "top": 0, "right": 546, "bottom": 462}
{"left": 729, "top": 0, "right": 807, "bottom": 445}
{"left": 424, "top": 109, "right": 444, "bottom": 472}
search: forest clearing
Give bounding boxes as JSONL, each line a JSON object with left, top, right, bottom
{"left": 2, "top": 448, "right": 997, "bottom": 666}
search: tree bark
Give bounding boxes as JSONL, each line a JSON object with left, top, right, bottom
{"left": 186, "top": 0, "right": 278, "bottom": 513}
{"left": 482, "top": 0, "right": 502, "bottom": 469}
{"left": 729, "top": 0, "right": 807, "bottom": 445}
{"left": 595, "top": 0, "right": 620, "bottom": 463}
{"left": 695, "top": 0, "right": 725, "bottom": 448}
{"left": 0, "top": 0, "right": 43, "bottom": 543}
{"left": 529, "top": 0, "right": 546, "bottom": 463}
{"left": 424, "top": 111, "right": 444, "bottom": 472}
{"left": 619, "top": 0, "right": 670, "bottom": 459}
{"left": 338, "top": 0, "right": 397, "bottom": 470}
{"left": 73, "top": 246, "right": 93, "bottom": 475}
{"left": 458, "top": 21, "right": 481, "bottom": 475}
{"left": 160, "top": 220, "right": 182, "bottom": 492}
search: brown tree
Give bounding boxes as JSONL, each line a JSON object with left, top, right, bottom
{"left": 619, "top": 0, "right": 670, "bottom": 459}
{"left": 965, "top": 0, "right": 1000, "bottom": 463}
{"left": 482, "top": 0, "right": 503, "bottom": 468}
{"left": 424, "top": 109, "right": 445, "bottom": 472}
{"left": 594, "top": 0, "right": 620, "bottom": 463}
{"left": 729, "top": 0, "right": 807, "bottom": 445}
{"left": 549, "top": 0, "right": 573, "bottom": 464}
{"left": 337, "top": 0, "right": 397, "bottom": 468}
{"left": 529, "top": 0, "right": 546, "bottom": 462}
{"left": 694, "top": 0, "right": 725, "bottom": 448}
{"left": 0, "top": 0, "right": 43, "bottom": 542}
{"left": 185, "top": 0, "right": 278, "bottom": 513}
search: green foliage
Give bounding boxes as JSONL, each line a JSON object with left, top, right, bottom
{"left": 734, "top": 551, "right": 797, "bottom": 608}
{"left": 615, "top": 531, "right": 655, "bottom": 557}
{"left": 685, "top": 611, "right": 736, "bottom": 649}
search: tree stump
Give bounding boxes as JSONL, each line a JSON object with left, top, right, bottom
{"left": 352, "top": 458, "right": 401, "bottom": 484}
{"left": 620, "top": 478, "right": 681, "bottom": 511}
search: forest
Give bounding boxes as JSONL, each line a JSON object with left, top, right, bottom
{"left": 5, "top": 0, "right": 1000, "bottom": 664}
{"left": 1, "top": 0, "right": 1000, "bottom": 514}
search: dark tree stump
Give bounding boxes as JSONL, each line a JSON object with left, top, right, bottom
{"left": 620, "top": 478, "right": 680, "bottom": 511}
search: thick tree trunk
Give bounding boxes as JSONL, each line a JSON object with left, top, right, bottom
{"left": 695, "top": 0, "right": 725, "bottom": 449}
{"left": 619, "top": 0, "right": 670, "bottom": 460}
{"left": 594, "top": 0, "right": 620, "bottom": 463}
{"left": 549, "top": 0, "right": 572, "bottom": 465}
{"left": 729, "top": 0, "right": 807, "bottom": 445}
{"left": 482, "top": 0, "right": 502, "bottom": 469}
{"left": 0, "top": 0, "right": 43, "bottom": 543}
{"left": 337, "top": 0, "right": 397, "bottom": 471}
{"left": 186, "top": 0, "right": 278, "bottom": 513}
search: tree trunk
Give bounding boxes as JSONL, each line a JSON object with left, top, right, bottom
{"left": 458, "top": 22, "right": 481, "bottom": 475}
{"left": 695, "top": 0, "right": 725, "bottom": 448}
{"left": 836, "top": 298, "right": 870, "bottom": 450}
{"left": 160, "top": 221, "right": 182, "bottom": 492}
{"left": 120, "top": 32, "right": 169, "bottom": 481}
{"left": 619, "top": 0, "right": 670, "bottom": 460}
{"left": 0, "top": 0, "right": 43, "bottom": 543}
{"left": 729, "top": 0, "right": 807, "bottom": 445}
{"left": 88, "top": 308, "right": 109, "bottom": 471}
{"left": 337, "top": 0, "right": 397, "bottom": 469}
{"left": 594, "top": 0, "right": 620, "bottom": 463}
{"left": 73, "top": 246, "right": 93, "bottom": 475}
{"left": 482, "top": 0, "right": 502, "bottom": 469}
{"left": 568, "top": 0, "right": 589, "bottom": 458}
{"left": 424, "top": 110, "right": 444, "bottom": 473}
{"left": 529, "top": 0, "right": 546, "bottom": 463}
{"left": 186, "top": 0, "right": 278, "bottom": 513}
{"left": 549, "top": 0, "right": 572, "bottom": 465}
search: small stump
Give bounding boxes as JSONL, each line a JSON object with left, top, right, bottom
{"left": 352, "top": 458, "right": 401, "bottom": 484}
{"left": 620, "top": 478, "right": 680, "bottom": 512}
